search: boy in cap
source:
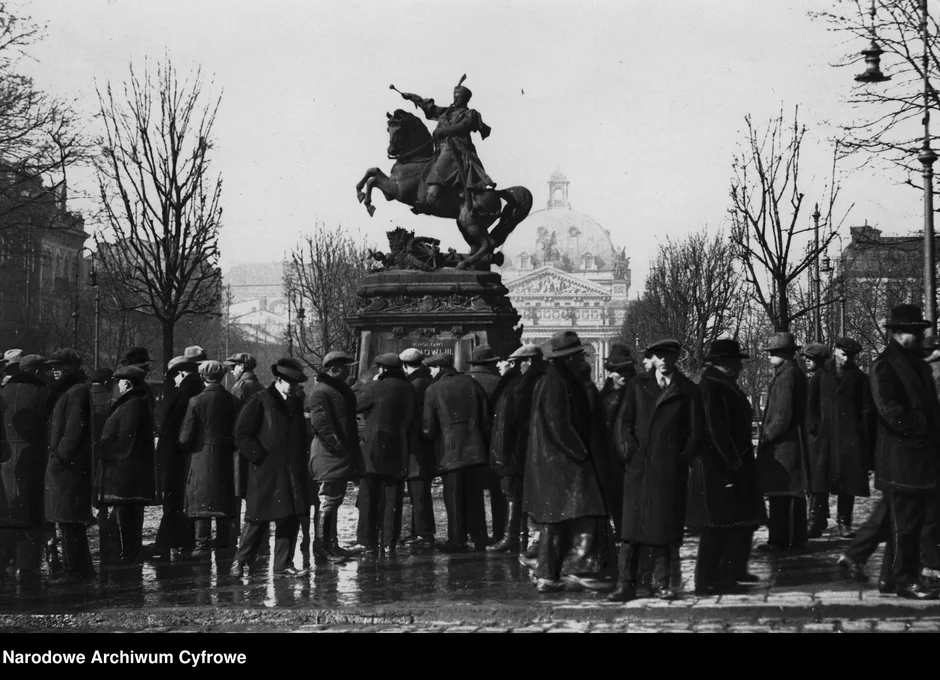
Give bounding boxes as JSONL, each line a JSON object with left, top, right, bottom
{"left": 801, "top": 342, "right": 835, "bottom": 539}
{"left": 423, "top": 352, "right": 491, "bottom": 552}
{"left": 354, "top": 353, "right": 415, "bottom": 554}
{"left": 756, "top": 332, "right": 809, "bottom": 553}
{"left": 232, "top": 359, "right": 310, "bottom": 577}
{"left": 838, "top": 305, "right": 940, "bottom": 598}
{"left": 44, "top": 349, "right": 96, "bottom": 583}
{"left": 306, "top": 351, "right": 361, "bottom": 562}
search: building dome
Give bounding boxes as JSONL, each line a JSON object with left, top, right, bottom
{"left": 497, "top": 171, "right": 624, "bottom": 275}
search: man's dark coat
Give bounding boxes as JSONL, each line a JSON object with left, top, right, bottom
{"left": 179, "top": 382, "right": 238, "bottom": 518}
{"left": 355, "top": 369, "right": 415, "bottom": 480}
{"left": 422, "top": 367, "right": 490, "bottom": 474}
{"left": 756, "top": 358, "right": 809, "bottom": 496}
{"left": 97, "top": 385, "right": 156, "bottom": 504}
{"left": 824, "top": 364, "right": 875, "bottom": 497}
{"left": 405, "top": 366, "right": 435, "bottom": 481}
{"left": 44, "top": 370, "right": 93, "bottom": 523}
{"left": 231, "top": 370, "right": 264, "bottom": 498}
{"left": 306, "top": 373, "right": 360, "bottom": 484}
{"left": 0, "top": 374, "right": 48, "bottom": 528}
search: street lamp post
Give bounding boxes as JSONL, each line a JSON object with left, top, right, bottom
{"left": 813, "top": 204, "right": 823, "bottom": 342}
{"left": 89, "top": 255, "right": 100, "bottom": 370}
{"left": 855, "top": 0, "right": 937, "bottom": 331}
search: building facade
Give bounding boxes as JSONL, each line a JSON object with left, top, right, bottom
{"left": 497, "top": 171, "right": 631, "bottom": 381}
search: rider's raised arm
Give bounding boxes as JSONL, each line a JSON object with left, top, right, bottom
{"left": 406, "top": 94, "right": 446, "bottom": 121}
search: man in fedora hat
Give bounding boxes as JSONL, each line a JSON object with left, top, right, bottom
{"left": 148, "top": 353, "right": 204, "bottom": 559}
{"left": 610, "top": 338, "right": 701, "bottom": 601}
{"left": 756, "top": 332, "right": 809, "bottom": 553}
{"left": 467, "top": 344, "right": 507, "bottom": 545}
{"left": 422, "top": 352, "right": 491, "bottom": 552}
{"left": 231, "top": 358, "right": 310, "bottom": 578}
{"left": 0, "top": 349, "right": 23, "bottom": 388}
{"left": 801, "top": 342, "right": 836, "bottom": 539}
{"left": 487, "top": 342, "right": 530, "bottom": 553}
{"left": 525, "top": 331, "right": 607, "bottom": 593}
{"left": 225, "top": 352, "right": 264, "bottom": 545}
{"left": 691, "top": 339, "right": 764, "bottom": 594}
{"left": 838, "top": 305, "right": 940, "bottom": 599}
{"left": 825, "top": 337, "right": 875, "bottom": 541}
{"left": 399, "top": 348, "right": 437, "bottom": 549}
{"left": 306, "top": 351, "right": 361, "bottom": 562}
{"left": 353, "top": 353, "right": 414, "bottom": 554}
{"left": 44, "top": 349, "right": 96, "bottom": 583}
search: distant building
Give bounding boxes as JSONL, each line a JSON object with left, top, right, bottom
{"left": 0, "top": 168, "right": 89, "bottom": 350}
{"left": 497, "top": 170, "right": 631, "bottom": 381}
{"left": 223, "top": 264, "right": 289, "bottom": 347}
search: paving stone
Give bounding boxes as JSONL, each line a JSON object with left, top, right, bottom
{"left": 478, "top": 627, "right": 511, "bottom": 633}
{"left": 801, "top": 622, "right": 838, "bottom": 633}
{"left": 837, "top": 620, "right": 875, "bottom": 633}
{"left": 875, "top": 620, "right": 910, "bottom": 633}
{"left": 511, "top": 626, "right": 548, "bottom": 633}
{"left": 812, "top": 590, "right": 862, "bottom": 603}
{"left": 727, "top": 625, "right": 765, "bottom": 633}
{"left": 692, "top": 623, "right": 729, "bottom": 633}
{"left": 444, "top": 626, "right": 481, "bottom": 633}
{"left": 905, "top": 621, "right": 940, "bottom": 632}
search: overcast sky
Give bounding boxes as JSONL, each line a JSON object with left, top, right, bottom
{"left": 16, "top": 0, "right": 928, "bottom": 291}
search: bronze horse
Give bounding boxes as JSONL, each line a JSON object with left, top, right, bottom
{"left": 356, "top": 109, "right": 532, "bottom": 270}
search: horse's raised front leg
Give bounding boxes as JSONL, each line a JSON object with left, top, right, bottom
{"left": 356, "top": 167, "right": 383, "bottom": 204}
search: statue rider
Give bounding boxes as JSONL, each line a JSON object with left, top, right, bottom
{"left": 396, "top": 75, "right": 495, "bottom": 216}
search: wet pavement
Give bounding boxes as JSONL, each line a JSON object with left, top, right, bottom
{"left": 2, "top": 486, "right": 940, "bottom": 632}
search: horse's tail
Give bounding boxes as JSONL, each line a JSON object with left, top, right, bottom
{"left": 491, "top": 186, "right": 533, "bottom": 248}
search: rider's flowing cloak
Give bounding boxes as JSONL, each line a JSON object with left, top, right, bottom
{"left": 413, "top": 96, "right": 495, "bottom": 192}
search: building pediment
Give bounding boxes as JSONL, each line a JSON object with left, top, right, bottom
{"left": 506, "top": 266, "right": 610, "bottom": 298}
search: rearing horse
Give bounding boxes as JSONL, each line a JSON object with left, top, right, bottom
{"left": 356, "top": 109, "right": 532, "bottom": 270}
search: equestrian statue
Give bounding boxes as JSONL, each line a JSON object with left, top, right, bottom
{"left": 356, "top": 75, "right": 533, "bottom": 270}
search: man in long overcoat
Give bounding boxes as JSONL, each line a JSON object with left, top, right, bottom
{"left": 88, "top": 368, "right": 118, "bottom": 557}
{"left": 231, "top": 358, "right": 310, "bottom": 578}
{"left": 467, "top": 345, "right": 507, "bottom": 545}
{"left": 825, "top": 337, "right": 875, "bottom": 539}
{"left": 610, "top": 338, "right": 702, "bottom": 601}
{"left": 97, "top": 365, "right": 156, "bottom": 563}
{"left": 307, "top": 351, "right": 361, "bottom": 561}
{"left": 354, "top": 353, "right": 415, "bottom": 553}
{"left": 179, "top": 361, "right": 238, "bottom": 558}
{"left": 756, "top": 332, "right": 809, "bottom": 552}
{"left": 525, "top": 332, "right": 607, "bottom": 593}
{"left": 691, "top": 339, "right": 764, "bottom": 594}
{"left": 150, "top": 350, "right": 205, "bottom": 558}
{"left": 802, "top": 342, "right": 835, "bottom": 538}
{"left": 422, "top": 353, "right": 491, "bottom": 552}
{"left": 838, "top": 305, "right": 940, "bottom": 599}
{"left": 598, "top": 344, "right": 637, "bottom": 539}
{"left": 225, "top": 352, "right": 264, "bottom": 544}
{"left": 400, "top": 349, "right": 436, "bottom": 550}
{"left": 487, "top": 344, "right": 526, "bottom": 553}
{"left": 44, "top": 348, "right": 95, "bottom": 583}
{"left": 0, "top": 355, "right": 48, "bottom": 584}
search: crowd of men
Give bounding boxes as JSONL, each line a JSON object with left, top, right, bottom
{"left": 1, "top": 301, "right": 939, "bottom": 601}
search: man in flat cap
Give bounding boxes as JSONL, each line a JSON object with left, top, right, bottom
{"left": 525, "top": 332, "right": 606, "bottom": 593}
{"left": 179, "top": 361, "right": 238, "bottom": 558}
{"left": 225, "top": 353, "right": 264, "bottom": 544}
{"left": 44, "top": 349, "right": 95, "bottom": 583}
{"left": 353, "top": 353, "right": 415, "bottom": 554}
{"left": 396, "top": 76, "right": 495, "bottom": 215}
{"left": 232, "top": 358, "right": 309, "bottom": 578}
{"left": 824, "top": 337, "right": 875, "bottom": 540}
{"left": 690, "top": 339, "right": 764, "bottom": 594}
{"left": 756, "top": 332, "right": 809, "bottom": 553}
{"left": 306, "top": 351, "right": 361, "bottom": 562}
{"left": 467, "top": 344, "right": 506, "bottom": 545}
{"left": 422, "top": 352, "right": 491, "bottom": 552}
{"left": 599, "top": 344, "right": 637, "bottom": 539}
{"left": 801, "top": 342, "right": 836, "bottom": 539}
{"left": 0, "top": 354, "right": 48, "bottom": 585}
{"left": 399, "top": 349, "right": 436, "bottom": 549}
{"left": 149, "top": 353, "right": 204, "bottom": 559}
{"left": 839, "top": 305, "right": 940, "bottom": 599}
{"left": 610, "top": 338, "right": 701, "bottom": 601}
{"left": 489, "top": 343, "right": 542, "bottom": 554}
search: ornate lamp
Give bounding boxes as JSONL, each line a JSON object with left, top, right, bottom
{"left": 855, "top": 1, "right": 891, "bottom": 83}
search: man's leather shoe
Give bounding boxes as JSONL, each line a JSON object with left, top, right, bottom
{"left": 273, "top": 566, "right": 309, "bottom": 578}
{"left": 607, "top": 584, "right": 637, "bottom": 602}
{"left": 756, "top": 543, "right": 783, "bottom": 553}
{"left": 878, "top": 579, "right": 896, "bottom": 594}
{"left": 837, "top": 555, "right": 870, "bottom": 583}
{"left": 807, "top": 520, "right": 826, "bottom": 539}
{"left": 229, "top": 561, "right": 245, "bottom": 579}
{"left": 187, "top": 549, "right": 211, "bottom": 561}
{"left": 523, "top": 541, "right": 540, "bottom": 560}
{"left": 897, "top": 583, "right": 940, "bottom": 600}
{"left": 735, "top": 573, "right": 761, "bottom": 583}
{"left": 409, "top": 538, "right": 435, "bottom": 552}
{"left": 439, "top": 540, "right": 469, "bottom": 554}
{"left": 535, "top": 578, "right": 566, "bottom": 593}
{"left": 653, "top": 587, "right": 677, "bottom": 600}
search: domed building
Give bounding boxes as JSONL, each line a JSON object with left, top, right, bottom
{"left": 497, "top": 171, "right": 631, "bottom": 381}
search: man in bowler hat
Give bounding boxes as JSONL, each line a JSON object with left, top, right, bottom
{"left": 838, "top": 305, "right": 940, "bottom": 598}
{"left": 756, "top": 332, "right": 809, "bottom": 552}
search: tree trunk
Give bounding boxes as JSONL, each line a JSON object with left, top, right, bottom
{"left": 162, "top": 320, "right": 175, "bottom": 375}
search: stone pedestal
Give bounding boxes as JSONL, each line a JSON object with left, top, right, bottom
{"left": 347, "top": 269, "right": 522, "bottom": 379}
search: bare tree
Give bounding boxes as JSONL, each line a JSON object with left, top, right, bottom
{"left": 729, "top": 107, "right": 849, "bottom": 333}
{"left": 284, "top": 222, "right": 372, "bottom": 370}
{"left": 0, "top": 3, "right": 88, "bottom": 225}
{"left": 621, "top": 228, "right": 740, "bottom": 375}
{"left": 92, "top": 58, "right": 224, "bottom": 370}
